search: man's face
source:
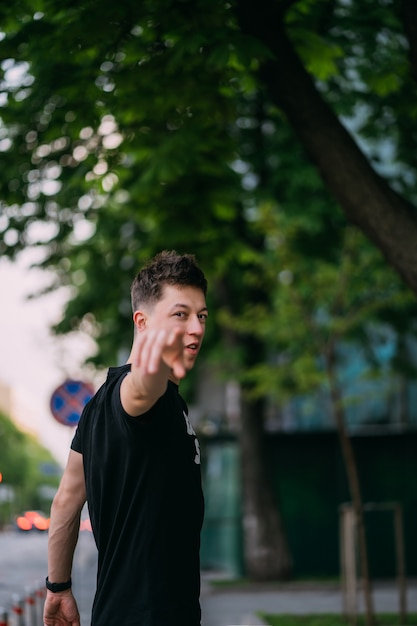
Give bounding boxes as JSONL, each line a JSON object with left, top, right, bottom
{"left": 141, "top": 284, "right": 208, "bottom": 372}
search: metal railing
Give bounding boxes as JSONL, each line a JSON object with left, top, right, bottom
{"left": 0, "top": 584, "right": 45, "bottom": 626}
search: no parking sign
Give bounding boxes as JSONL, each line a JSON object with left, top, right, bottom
{"left": 50, "top": 379, "right": 95, "bottom": 426}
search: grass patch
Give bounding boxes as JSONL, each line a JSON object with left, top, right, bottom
{"left": 260, "top": 614, "right": 417, "bottom": 626}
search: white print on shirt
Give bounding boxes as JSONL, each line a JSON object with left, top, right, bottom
{"left": 183, "top": 411, "right": 201, "bottom": 465}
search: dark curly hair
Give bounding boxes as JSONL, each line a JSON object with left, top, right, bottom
{"left": 131, "top": 250, "right": 207, "bottom": 312}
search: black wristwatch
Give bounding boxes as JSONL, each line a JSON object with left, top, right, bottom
{"left": 45, "top": 576, "right": 72, "bottom": 592}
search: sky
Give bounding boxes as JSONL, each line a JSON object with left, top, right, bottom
{"left": 0, "top": 249, "right": 97, "bottom": 467}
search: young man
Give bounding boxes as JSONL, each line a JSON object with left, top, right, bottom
{"left": 44, "top": 250, "right": 208, "bottom": 626}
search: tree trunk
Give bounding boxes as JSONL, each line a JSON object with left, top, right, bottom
{"left": 239, "top": 393, "right": 293, "bottom": 580}
{"left": 215, "top": 273, "right": 294, "bottom": 581}
{"left": 235, "top": 0, "right": 417, "bottom": 297}
{"left": 325, "top": 343, "right": 376, "bottom": 626}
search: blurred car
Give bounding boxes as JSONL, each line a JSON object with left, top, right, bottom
{"left": 16, "top": 510, "right": 50, "bottom": 532}
{"left": 80, "top": 517, "right": 92, "bottom": 532}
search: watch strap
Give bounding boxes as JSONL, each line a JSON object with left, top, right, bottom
{"left": 45, "top": 576, "right": 72, "bottom": 592}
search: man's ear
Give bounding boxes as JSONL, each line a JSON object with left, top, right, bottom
{"left": 133, "top": 310, "right": 147, "bottom": 331}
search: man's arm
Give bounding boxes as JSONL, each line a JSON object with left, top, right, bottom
{"left": 44, "top": 449, "right": 86, "bottom": 626}
{"left": 121, "top": 327, "right": 186, "bottom": 416}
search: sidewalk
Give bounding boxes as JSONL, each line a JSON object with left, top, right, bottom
{"left": 200, "top": 574, "right": 417, "bottom": 626}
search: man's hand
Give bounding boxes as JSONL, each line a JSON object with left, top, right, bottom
{"left": 43, "top": 590, "right": 80, "bottom": 626}
{"left": 121, "top": 327, "right": 186, "bottom": 416}
{"left": 132, "top": 327, "right": 186, "bottom": 381}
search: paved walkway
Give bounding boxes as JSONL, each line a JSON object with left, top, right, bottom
{"left": 200, "top": 575, "right": 417, "bottom": 626}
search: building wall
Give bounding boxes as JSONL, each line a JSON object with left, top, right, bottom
{"left": 201, "top": 431, "right": 417, "bottom": 579}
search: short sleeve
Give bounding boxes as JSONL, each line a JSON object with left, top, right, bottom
{"left": 70, "top": 393, "right": 95, "bottom": 453}
{"left": 71, "top": 412, "right": 84, "bottom": 453}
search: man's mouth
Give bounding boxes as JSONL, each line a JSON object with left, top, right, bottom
{"left": 186, "top": 343, "right": 199, "bottom": 352}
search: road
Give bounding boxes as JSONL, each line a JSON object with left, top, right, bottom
{"left": 0, "top": 529, "right": 97, "bottom": 623}
{"left": 1, "top": 531, "right": 417, "bottom": 626}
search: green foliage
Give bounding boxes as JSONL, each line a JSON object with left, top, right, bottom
{"left": 2, "top": 0, "right": 417, "bottom": 584}
{"left": 0, "top": 0, "right": 416, "bottom": 387}
{"left": 0, "top": 410, "right": 60, "bottom": 517}
{"left": 236, "top": 204, "right": 417, "bottom": 402}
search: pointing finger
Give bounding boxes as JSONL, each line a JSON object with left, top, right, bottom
{"left": 147, "top": 329, "right": 168, "bottom": 374}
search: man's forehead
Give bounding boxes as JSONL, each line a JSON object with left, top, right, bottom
{"left": 161, "top": 283, "right": 205, "bottom": 296}
{"left": 159, "top": 283, "right": 207, "bottom": 305}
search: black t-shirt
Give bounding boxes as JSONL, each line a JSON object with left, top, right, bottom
{"left": 71, "top": 365, "right": 204, "bottom": 626}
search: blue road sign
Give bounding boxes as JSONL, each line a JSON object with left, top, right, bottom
{"left": 50, "top": 379, "right": 95, "bottom": 426}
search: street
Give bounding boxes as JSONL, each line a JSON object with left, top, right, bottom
{"left": 1, "top": 531, "right": 417, "bottom": 626}
{"left": 0, "top": 530, "right": 97, "bottom": 623}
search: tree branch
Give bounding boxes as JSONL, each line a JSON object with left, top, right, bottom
{"left": 235, "top": 0, "right": 417, "bottom": 297}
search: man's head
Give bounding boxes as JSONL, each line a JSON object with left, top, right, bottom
{"left": 131, "top": 251, "right": 208, "bottom": 375}
{"left": 131, "top": 250, "right": 207, "bottom": 313}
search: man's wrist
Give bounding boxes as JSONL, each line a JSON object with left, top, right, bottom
{"left": 45, "top": 576, "right": 72, "bottom": 593}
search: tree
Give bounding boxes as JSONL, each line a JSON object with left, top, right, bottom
{"left": 0, "top": 410, "right": 61, "bottom": 526}
{"left": 240, "top": 206, "right": 416, "bottom": 622}
{"left": 0, "top": 0, "right": 297, "bottom": 580}
{"left": 235, "top": 0, "right": 417, "bottom": 293}
{"left": 1, "top": 0, "right": 417, "bottom": 581}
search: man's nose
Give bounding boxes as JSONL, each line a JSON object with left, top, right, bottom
{"left": 187, "top": 315, "right": 204, "bottom": 335}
